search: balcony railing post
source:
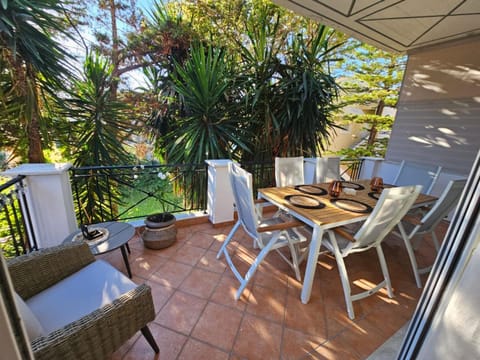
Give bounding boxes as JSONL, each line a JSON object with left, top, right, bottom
{"left": 16, "top": 180, "right": 37, "bottom": 251}
{"left": 205, "top": 159, "right": 234, "bottom": 225}
{"left": 2, "top": 163, "right": 78, "bottom": 249}
{"left": 359, "top": 157, "right": 384, "bottom": 179}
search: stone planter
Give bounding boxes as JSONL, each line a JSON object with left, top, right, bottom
{"left": 142, "top": 213, "right": 177, "bottom": 249}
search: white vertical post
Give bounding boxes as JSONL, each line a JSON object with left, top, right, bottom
{"left": 359, "top": 157, "right": 384, "bottom": 179}
{"left": 205, "top": 159, "right": 234, "bottom": 225}
{"left": 303, "top": 158, "right": 316, "bottom": 184}
{"left": 2, "top": 163, "right": 78, "bottom": 248}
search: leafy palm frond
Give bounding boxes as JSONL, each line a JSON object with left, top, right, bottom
{"left": 63, "top": 51, "right": 133, "bottom": 223}
{"left": 66, "top": 52, "right": 133, "bottom": 167}
{"left": 0, "top": 0, "right": 75, "bottom": 162}
{"left": 166, "top": 44, "right": 250, "bottom": 164}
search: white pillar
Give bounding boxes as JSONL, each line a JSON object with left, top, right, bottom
{"left": 359, "top": 157, "right": 384, "bottom": 179}
{"left": 2, "top": 163, "right": 77, "bottom": 248}
{"left": 303, "top": 158, "right": 316, "bottom": 184}
{"left": 205, "top": 159, "right": 234, "bottom": 225}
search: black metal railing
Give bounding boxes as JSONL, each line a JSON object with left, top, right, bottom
{"left": 69, "top": 158, "right": 363, "bottom": 225}
{"left": 0, "top": 175, "right": 37, "bottom": 258}
{"left": 70, "top": 163, "right": 208, "bottom": 224}
{"left": 340, "top": 158, "right": 364, "bottom": 181}
{"left": 241, "top": 161, "right": 276, "bottom": 194}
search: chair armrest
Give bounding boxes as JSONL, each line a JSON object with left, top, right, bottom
{"left": 402, "top": 214, "right": 424, "bottom": 226}
{"left": 31, "top": 284, "right": 155, "bottom": 360}
{"left": 7, "top": 241, "right": 95, "bottom": 300}
{"left": 254, "top": 198, "right": 267, "bottom": 204}
{"left": 258, "top": 219, "right": 305, "bottom": 233}
{"left": 333, "top": 227, "right": 356, "bottom": 242}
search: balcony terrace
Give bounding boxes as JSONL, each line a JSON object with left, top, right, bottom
{"left": 0, "top": 157, "right": 463, "bottom": 359}
{"left": 99, "top": 215, "right": 446, "bottom": 359}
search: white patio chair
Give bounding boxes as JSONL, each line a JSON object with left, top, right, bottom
{"left": 322, "top": 185, "right": 422, "bottom": 319}
{"left": 217, "top": 162, "right": 309, "bottom": 300}
{"left": 314, "top": 157, "right": 340, "bottom": 183}
{"left": 275, "top": 156, "right": 305, "bottom": 186}
{"left": 396, "top": 178, "right": 466, "bottom": 287}
{"left": 393, "top": 160, "right": 442, "bottom": 194}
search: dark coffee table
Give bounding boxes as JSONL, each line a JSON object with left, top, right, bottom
{"left": 64, "top": 221, "right": 135, "bottom": 278}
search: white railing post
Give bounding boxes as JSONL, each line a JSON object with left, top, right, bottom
{"left": 359, "top": 157, "right": 384, "bottom": 179}
{"left": 205, "top": 159, "right": 234, "bottom": 225}
{"left": 303, "top": 158, "right": 316, "bottom": 184}
{"left": 2, "top": 163, "right": 77, "bottom": 248}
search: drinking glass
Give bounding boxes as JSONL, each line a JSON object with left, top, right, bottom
{"left": 370, "top": 177, "right": 384, "bottom": 192}
{"left": 329, "top": 180, "right": 343, "bottom": 197}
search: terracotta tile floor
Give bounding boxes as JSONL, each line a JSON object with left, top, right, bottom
{"left": 102, "top": 218, "right": 447, "bottom": 360}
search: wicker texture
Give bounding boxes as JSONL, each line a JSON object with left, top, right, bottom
{"left": 31, "top": 285, "right": 154, "bottom": 360}
{"left": 6, "top": 242, "right": 156, "bottom": 360}
{"left": 7, "top": 242, "right": 95, "bottom": 300}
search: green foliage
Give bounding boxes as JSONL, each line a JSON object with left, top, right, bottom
{"left": 64, "top": 51, "right": 134, "bottom": 223}
{"left": 237, "top": 5, "right": 341, "bottom": 161}
{"left": 67, "top": 52, "right": 134, "bottom": 166}
{"left": 335, "top": 40, "right": 406, "bottom": 157}
{"left": 142, "top": 1, "right": 341, "bottom": 164}
{"left": 0, "top": 191, "right": 27, "bottom": 258}
{"left": 274, "top": 25, "right": 342, "bottom": 156}
{"left": 118, "top": 166, "right": 183, "bottom": 218}
{"left": 337, "top": 137, "right": 389, "bottom": 158}
{"left": 0, "top": 0, "right": 74, "bottom": 162}
{"left": 166, "top": 44, "right": 250, "bottom": 164}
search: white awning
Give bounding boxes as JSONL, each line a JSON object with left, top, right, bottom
{"left": 272, "top": 0, "right": 480, "bottom": 53}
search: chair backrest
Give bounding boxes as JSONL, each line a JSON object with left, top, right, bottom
{"left": 228, "top": 162, "right": 259, "bottom": 239}
{"left": 416, "top": 178, "right": 466, "bottom": 234}
{"left": 275, "top": 156, "right": 305, "bottom": 187}
{"left": 393, "top": 160, "right": 442, "bottom": 194}
{"left": 347, "top": 185, "right": 422, "bottom": 255}
{"left": 315, "top": 157, "right": 340, "bottom": 183}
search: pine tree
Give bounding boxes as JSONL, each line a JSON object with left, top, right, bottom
{"left": 337, "top": 40, "right": 406, "bottom": 157}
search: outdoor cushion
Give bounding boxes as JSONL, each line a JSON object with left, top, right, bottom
{"left": 13, "top": 292, "right": 46, "bottom": 341}
{"left": 26, "top": 259, "right": 137, "bottom": 334}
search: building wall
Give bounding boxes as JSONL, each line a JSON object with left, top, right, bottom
{"left": 386, "top": 35, "right": 480, "bottom": 175}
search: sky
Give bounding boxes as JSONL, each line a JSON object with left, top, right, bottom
{"left": 61, "top": 0, "right": 159, "bottom": 89}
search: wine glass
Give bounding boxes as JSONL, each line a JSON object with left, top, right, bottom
{"left": 370, "top": 177, "right": 384, "bottom": 192}
{"left": 329, "top": 180, "right": 343, "bottom": 197}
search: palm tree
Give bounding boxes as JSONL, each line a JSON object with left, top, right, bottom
{"left": 0, "top": 0, "right": 73, "bottom": 163}
{"left": 65, "top": 51, "right": 133, "bottom": 223}
{"left": 274, "top": 25, "right": 342, "bottom": 156}
{"left": 165, "top": 44, "right": 250, "bottom": 165}
{"left": 237, "top": 5, "right": 341, "bottom": 162}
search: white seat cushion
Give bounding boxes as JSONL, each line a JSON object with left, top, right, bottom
{"left": 13, "top": 292, "right": 46, "bottom": 341}
{"left": 26, "top": 260, "right": 137, "bottom": 334}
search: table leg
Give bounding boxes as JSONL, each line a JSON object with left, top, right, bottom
{"left": 301, "top": 226, "right": 324, "bottom": 304}
{"left": 120, "top": 245, "right": 132, "bottom": 278}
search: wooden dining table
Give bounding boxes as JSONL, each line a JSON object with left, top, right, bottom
{"left": 258, "top": 179, "right": 437, "bottom": 304}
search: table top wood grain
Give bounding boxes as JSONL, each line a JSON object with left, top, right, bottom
{"left": 259, "top": 179, "right": 437, "bottom": 227}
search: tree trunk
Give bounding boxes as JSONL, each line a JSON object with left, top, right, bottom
{"left": 109, "top": 0, "right": 119, "bottom": 99}
{"left": 27, "top": 112, "right": 45, "bottom": 163}
{"left": 366, "top": 99, "right": 385, "bottom": 147}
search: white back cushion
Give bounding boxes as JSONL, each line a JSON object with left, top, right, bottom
{"left": 13, "top": 292, "right": 45, "bottom": 341}
{"left": 26, "top": 260, "right": 137, "bottom": 334}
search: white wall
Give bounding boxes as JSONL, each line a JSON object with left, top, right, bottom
{"left": 418, "top": 236, "right": 480, "bottom": 358}
{"left": 386, "top": 35, "right": 480, "bottom": 176}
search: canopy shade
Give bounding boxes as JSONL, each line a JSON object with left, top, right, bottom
{"left": 272, "top": 0, "right": 480, "bottom": 53}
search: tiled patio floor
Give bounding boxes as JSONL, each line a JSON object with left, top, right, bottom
{"left": 103, "top": 217, "right": 446, "bottom": 360}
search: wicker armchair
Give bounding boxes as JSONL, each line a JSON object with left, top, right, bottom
{"left": 6, "top": 241, "right": 159, "bottom": 359}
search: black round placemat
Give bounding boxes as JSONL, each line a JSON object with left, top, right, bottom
{"left": 341, "top": 181, "right": 365, "bottom": 190}
{"left": 330, "top": 198, "right": 373, "bottom": 213}
{"left": 368, "top": 191, "right": 380, "bottom": 200}
{"left": 294, "top": 184, "right": 328, "bottom": 196}
{"left": 285, "top": 195, "right": 325, "bottom": 209}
